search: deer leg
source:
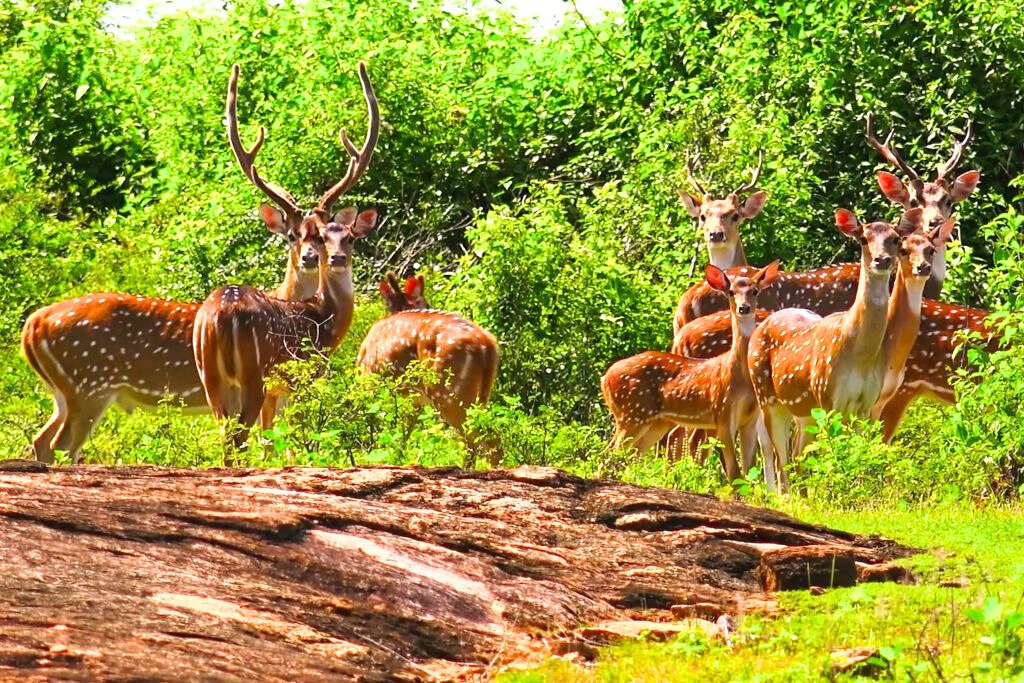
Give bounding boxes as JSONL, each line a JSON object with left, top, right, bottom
{"left": 877, "top": 387, "right": 920, "bottom": 443}
{"left": 50, "top": 394, "right": 114, "bottom": 464}
{"left": 738, "top": 418, "right": 758, "bottom": 475}
{"left": 230, "top": 383, "right": 266, "bottom": 458}
{"left": 631, "top": 420, "right": 674, "bottom": 454}
{"left": 762, "top": 406, "right": 793, "bottom": 494}
{"left": 716, "top": 423, "right": 741, "bottom": 483}
{"left": 30, "top": 390, "right": 68, "bottom": 464}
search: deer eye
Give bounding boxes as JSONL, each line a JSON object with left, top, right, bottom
{"left": 731, "top": 212, "right": 740, "bottom": 221}
{"left": 698, "top": 214, "right": 706, "bottom": 223}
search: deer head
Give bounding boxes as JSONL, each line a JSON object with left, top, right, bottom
{"left": 835, "top": 207, "right": 924, "bottom": 277}
{"left": 322, "top": 206, "right": 378, "bottom": 271}
{"left": 679, "top": 151, "right": 767, "bottom": 268}
{"left": 227, "top": 62, "right": 379, "bottom": 277}
{"left": 378, "top": 272, "right": 428, "bottom": 313}
{"left": 866, "top": 113, "right": 979, "bottom": 233}
{"left": 704, "top": 260, "right": 781, "bottom": 319}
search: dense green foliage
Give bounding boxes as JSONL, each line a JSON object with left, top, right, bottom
{"left": 1, "top": 0, "right": 1023, "bottom": 508}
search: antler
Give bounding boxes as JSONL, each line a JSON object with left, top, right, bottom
{"left": 226, "top": 64, "right": 303, "bottom": 222}
{"left": 316, "top": 62, "right": 380, "bottom": 216}
{"left": 936, "top": 117, "right": 973, "bottom": 181}
{"left": 731, "top": 149, "right": 764, "bottom": 196}
{"left": 684, "top": 152, "right": 709, "bottom": 196}
{"left": 866, "top": 112, "right": 923, "bottom": 190}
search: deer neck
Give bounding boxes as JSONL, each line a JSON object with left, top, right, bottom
{"left": 272, "top": 254, "right": 319, "bottom": 301}
{"left": 729, "top": 311, "right": 756, "bottom": 383}
{"left": 840, "top": 253, "right": 891, "bottom": 359}
{"left": 311, "top": 264, "right": 355, "bottom": 350}
{"left": 923, "top": 242, "right": 947, "bottom": 299}
{"left": 708, "top": 241, "right": 746, "bottom": 269}
{"left": 881, "top": 265, "right": 926, "bottom": 375}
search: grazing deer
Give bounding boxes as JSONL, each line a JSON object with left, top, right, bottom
{"left": 674, "top": 115, "right": 977, "bottom": 329}
{"left": 748, "top": 208, "right": 924, "bottom": 492}
{"left": 602, "top": 262, "right": 780, "bottom": 481}
{"left": 193, "top": 62, "right": 379, "bottom": 459}
{"left": 357, "top": 273, "right": 500, "bottom": 457}
{"left": 678, "top": 151, "right": 767, "bottom": 270}
{"left": 20, "top": 63, "right": 326, "bottom": 464}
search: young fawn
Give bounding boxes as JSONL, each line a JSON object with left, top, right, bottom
{"left": 602, "top": 262, "right": 780, "bottom": 481}
{"left": 748, "top": 208, "right": 924, "bottom": 492}
{"left": 357, "top": 273, "right": 500, "bottom": 461}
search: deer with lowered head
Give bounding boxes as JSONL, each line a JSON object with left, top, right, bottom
{"left": 357, "top": 273, "right": 500, "bottom": 462}
{"left": 193, "top": 61, "right": 379, "bottom": 459}
{"left": 602, "top": 261, "right": 780, "bottom": 481}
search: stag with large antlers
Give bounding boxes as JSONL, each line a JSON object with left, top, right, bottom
{"left": 603, "top": 262, "right": 779, "bottom": 481}
{"left": 357, "top": 273, "right": 500, "bottom": 462}
{"left": 673, "top": 115, "right": 977, "bottom": 331}
{"left": 20, "top": 63, "right": 332, "bottom": 463}
{"left": 747, "top": 208, "right": 924, "bottom": 492}
{"left": 678, "top": 151, "right": 767, "bottom": 270}
{"left": 867, "top": 112, "right": 979, "bottom": 298}
{"left": 193, "top": 62, "right": 380, "bottom": 459}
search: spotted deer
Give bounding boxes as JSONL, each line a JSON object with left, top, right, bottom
{"left": 678, "top": 151, "right": 767, "bottom": 270}
{"left": 673, "top": 115, "right": 978, "bottom": 330}
{"left": 193, "top": 62, "right": 379, "bottom": 459}
{"left": 20, "top": 63, "right": 326, "bottom": 464}
{"left": 672, "top": 291, "right": 998, "bottom": 445}
{"left": 748, "top": 208, "right": 924, "bottom": 493}
{"left": 357, "top": 273, "right": 500, "bottom": 457}
{"left": 602, "top": 262, "right": 780, "bottom": 481}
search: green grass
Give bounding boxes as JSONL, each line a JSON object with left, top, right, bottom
{"left": 498, "top": 506, "right": 1024, "bottom": 682}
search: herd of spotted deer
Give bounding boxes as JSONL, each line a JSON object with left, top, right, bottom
{"left": 17, "top": 62, "right": 997, "bottom": 493}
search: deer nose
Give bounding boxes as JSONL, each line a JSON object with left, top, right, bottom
{"left": 872, "top": 255, "right": 892, "bottom": 270}
{"left": 301, "top": 252, "right": 320, "bottom": 268}
{"left": 737, "top": 303, "right": 752, "bottom": 315}
{"left": 915, "top": 262, "right": 932, "bottom": 276}
{"left": 329, "top": 254, "right": 347, "bottom": 268}
{"left": 708, "top": 231, "right": 727, "bottom": 243}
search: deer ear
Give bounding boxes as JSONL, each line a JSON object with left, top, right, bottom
{"left": 950, "top": 170, "right": 980, "bottom": 202}
{"left": 678, "top": 190, "right": 702, "bottom": 217}
{"left": 404, "top": 276, "right": 423, "bottom": 297}
{"left": 333, "top": 206, "right": 358, "bottom": 226}
{"left": 378, "top": 280, "right": 393, "bottom": 299}
{"left": 704, "top": 264, "right": 730, "bottom": 293}
{"left": 351, "top": 209, "right": 379, "bottom": 238}
{"left": 755, "top": 260, "right": 781, "bottom": 287}
{"left": 896, "top": 207, "right": 924, "bottom": 235}
{"left": 929, "top": 217, "right": 956, "bottom": 245}
{"left": 877, "top": 172, "right": 910, "bottom": 206}
{"left": 835, "top": 208, "right": 860, "bottom": 238}
{"left": 739, "top": 191, "right": 767, "bottom": 219}
{"left": 260, "top": 204, "right": 288, "bottom": 235}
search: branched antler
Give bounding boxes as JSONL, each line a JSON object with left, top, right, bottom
{"left": 316, "top": 62, "right": 380, "bottom": 216}
{"left": 226, "top": 64, "right": 303, "bottom": 222}
{"left": 866, "top": 112, "right": 923, "bottom": 192}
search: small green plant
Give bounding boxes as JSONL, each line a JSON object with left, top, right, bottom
{"left": 965, "top": 596, "right": 1024, "bottom": 676}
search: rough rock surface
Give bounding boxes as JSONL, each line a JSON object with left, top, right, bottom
{"left": 0, "top": 463, "right": 913, "bottom": 681}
